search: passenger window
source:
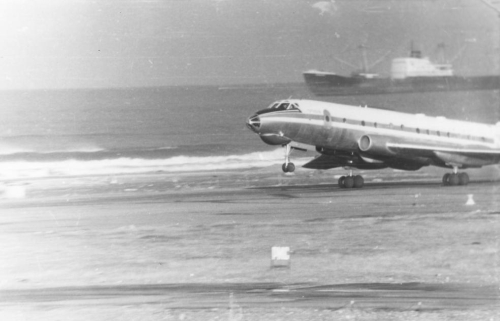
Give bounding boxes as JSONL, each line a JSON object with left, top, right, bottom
{"left": 374, "top": 122, "right": 377, "bottom": 128}
{"left": 416, "top": 128, "right": 420, "bottom": 133}
{"left": 437, "top": 131, "right": 441, "bottom": 136}
{"left": 343, "top": 118, "right": 346, "bottom": 123}
{"left": 361, "top": 121, "right": 365, "bottom": 126}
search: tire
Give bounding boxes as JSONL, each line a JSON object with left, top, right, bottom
{"left": 286, "top": 163, "right": 295, "bottom": 173}
{"left": 458, "top": 172, "right": 469, "bottom": 186}
{"left": 344, "top": 176, "right": 354, "bottom": 188}
{"left": 353, "top": 175, "right": 364, "bottom": 188}
{"left": 448, "top": 173, "right": 459, "bottom": 186}
{"left": 338, "top": 176, "right": 345, "bottom": 188}
{"left": 442, "top": 173, "right": 450, "bottom": 186}
{"left": 282, "top": 163, "right": 288, "bottom": 173}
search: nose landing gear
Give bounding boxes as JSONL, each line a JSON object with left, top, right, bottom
{"left": 282, "top": 144, "right": 295, "bottom": 173}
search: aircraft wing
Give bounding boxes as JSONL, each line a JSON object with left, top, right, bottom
{"left": 303, "top": 154, "right": 344, "bottom": 170}
{"left": 387, "top": 142, "right": 500, "bottom": 156}
{"left": 305, "top": 142, "right": 500, "bottom": 171}
{"left": 386, "top": 142, "right": 500, "bottom": 167}
{"left": 303, "top": 154, "right": 387, "bottom": 170}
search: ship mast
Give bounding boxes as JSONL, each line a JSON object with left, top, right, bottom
{"left": 436, "top": 42, "right": 447, "bottom": 64}
{"left": 409, "top": 41, "right": 422, "bottom": 58}
{"left": 359, "top": 44, "right": 369, "bottom": 73}
{"left": 479, "top": 0, "right": 500, "bottom": 121}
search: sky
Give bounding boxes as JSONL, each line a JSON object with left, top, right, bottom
{"left": 0, "top": 0, "right": 498, "bottom": 90}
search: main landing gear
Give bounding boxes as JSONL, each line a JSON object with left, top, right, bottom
{"left": 442, "top": 166, "right": 469, "bottom": 186}
{"left": 282, "top": 144, "right": 295, "bottom": 173}
{"left": 338, "top": 169, "right": 364, "bottom": 189}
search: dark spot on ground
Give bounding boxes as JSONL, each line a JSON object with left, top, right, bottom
{"left": 215, "top": 213, "right": 248, "bottom": 216}
{"left": 271, "top": 193, "right": 300, "bottom": 199}
{"left": 304, "top": 218, "right": 328, "bottom": 223}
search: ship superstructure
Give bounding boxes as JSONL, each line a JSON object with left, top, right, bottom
{"left": 303, "top": 46, "right": 499, "bottom": 96}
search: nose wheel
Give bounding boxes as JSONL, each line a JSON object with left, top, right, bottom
{"left": 282, "top": 144, "right": 295, "bottom": 173}
{"left": 282, "top": 162, "right": 295, "bottom": 173}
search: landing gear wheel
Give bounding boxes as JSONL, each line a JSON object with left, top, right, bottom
{"left": 338, "top": 176, "right": 346, "bottom": 188}
{"left": 353, "top": 175, "right": 364, "bottom": 188}
{"left": 443, "top": 172, "right": 470, "bottom": 186}
{"left": 442, "top": 173, "right": 450, "bottom": 186}
{"left": 343, "top": 176, "right": 354, "bottom": 189}
{"left": 282, "top": 163, "right": 295, "bottom": 173}
{"left": 458, "top": 172, "right": 469, "bottom": 186}
{"left": 448, "top": 173, "right": 459, "bottom": 186}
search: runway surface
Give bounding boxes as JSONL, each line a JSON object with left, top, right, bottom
{"left": 2, "top": 282, "right": 498, "bottom": 311}
{"left": 0, "top": 168, "right": 499, "bottom": 320}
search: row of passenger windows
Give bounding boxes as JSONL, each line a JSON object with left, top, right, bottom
{"left": 324, "top": 115, "right": 491, "bottom": 143}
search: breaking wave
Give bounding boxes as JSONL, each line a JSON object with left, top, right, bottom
{"left": 0, "top": 140, "right": 105, "bottom": 156}
{"left": 0, "top": 148, "right": 304, "bottom": 179}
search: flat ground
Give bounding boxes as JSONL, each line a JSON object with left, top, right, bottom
{"left": 0, "top": 166, "right": 499, "bottom": 320}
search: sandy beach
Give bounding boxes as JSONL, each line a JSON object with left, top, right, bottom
{"left": 0, "top": 165, "right": 499, "bottom": 320}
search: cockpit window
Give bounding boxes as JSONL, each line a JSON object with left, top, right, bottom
{"left": 265, "top": 101, "right": 300, "bottom": 112}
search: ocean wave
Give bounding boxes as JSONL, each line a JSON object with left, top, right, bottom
{"left": 0, "top": 148, "right": 306, "bottom": 179}
{"left": 0, "top": 145, "right": 180, "bottom": 159}
{"left": 0, "top": 147, "right": 106, "bottom": 155}
{"left": 0, "top": 141, "right": 105, "bottom": 155}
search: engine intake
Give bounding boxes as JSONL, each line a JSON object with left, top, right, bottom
{"left": 358, "top": 135, "right": 395, "bottom": 157}
{"left": 259, "top": 134, "right": 291, "bottom": 145}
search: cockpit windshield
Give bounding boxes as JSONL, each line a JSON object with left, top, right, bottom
{"left": 268, "top": 101, "right": 300, "bottom": 111}
{"left": 257, "top": 101, "right": 300, "bottom": 115}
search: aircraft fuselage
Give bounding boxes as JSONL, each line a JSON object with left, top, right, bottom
{"left": 246, "top": 99, "right": 500, "bottom": 187}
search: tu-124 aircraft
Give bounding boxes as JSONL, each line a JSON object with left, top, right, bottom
{"left": 246, "top": 99, "right": 500, "bottom": 188}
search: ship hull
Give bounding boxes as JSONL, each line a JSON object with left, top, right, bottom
{"left": 303, "top": 72, "right": 500, "bottom": 96}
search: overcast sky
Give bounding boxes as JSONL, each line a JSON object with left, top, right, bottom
{"left": 0, "top": 0, "right": 498, "bottom": 89}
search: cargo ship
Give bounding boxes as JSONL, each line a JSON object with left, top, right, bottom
{"left": 303, "top": 48, "right": 500, "bottom": 96}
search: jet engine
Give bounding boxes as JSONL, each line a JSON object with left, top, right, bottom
{"left": 358, "top": 135, "right": 395, "bottom": 157}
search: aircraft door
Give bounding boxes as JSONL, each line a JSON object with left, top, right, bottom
{"left": 323, "top": 109, "right": 332, "bottom": 128}
{"left": 322, "top": 109, "right": 337, "bottom": 146}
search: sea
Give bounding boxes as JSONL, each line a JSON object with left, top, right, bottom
{"left": 0, "top": 84, "right": 498, "bottom": 180}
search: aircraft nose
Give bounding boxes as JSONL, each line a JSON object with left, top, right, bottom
{"left": 246, "top": 114, "right": 260, "bottom": 133}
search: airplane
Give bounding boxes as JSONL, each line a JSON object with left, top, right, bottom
{"left": 245, "top": 99, "right": 500, "bottom": 188}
